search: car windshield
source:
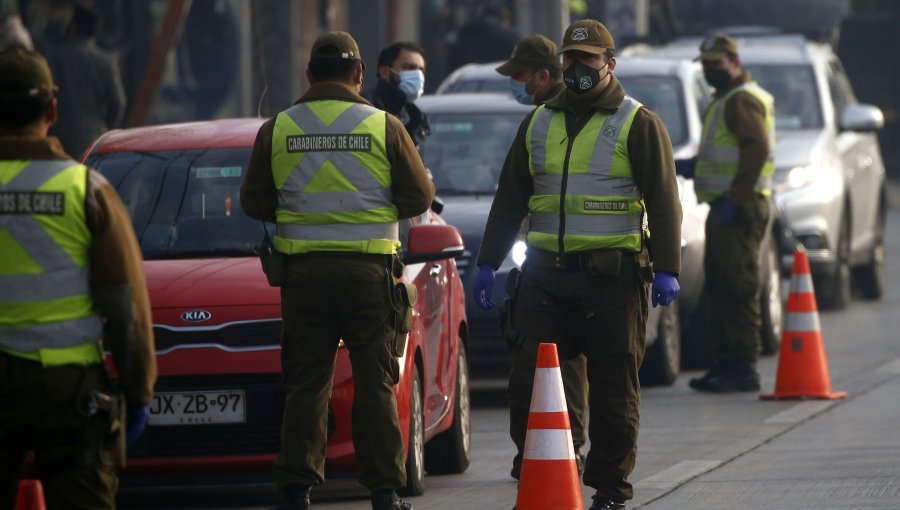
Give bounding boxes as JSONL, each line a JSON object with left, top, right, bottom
{"left": 617, "top": 75, "right": 688, "bottom": 146}
{"left": 419, "top": 112, "right": 526, "bottom": 194}
{"left": 743, "top": 64, "right": 823, "bottom": 130}
{"left": 86, "top": 148, "right": 268, "bottom": 259}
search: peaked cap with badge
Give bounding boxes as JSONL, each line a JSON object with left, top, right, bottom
{"left": 559, "top": 19, "right": 615, "bottom": 55}
{"left": 698, "top": 34, "right": 738, "bottom": 61}
{"left": 309, "top": 31, "right": 365, "bottom": 67}
{"left": 496, "top": 34, "right": 559, "bottom": 76}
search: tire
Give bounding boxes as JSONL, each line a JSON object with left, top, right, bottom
{"left": 640, "top": 300, "right": 681, "bottom": 386}
{"left": 759, "top": 234, "right": 783, "bottom": 355}
{"left": 424, "top": 341, "right": 472, "bottom": 474}
{"left": 816, "top": 212, "right": 852, "bottom": 310}
{"left": 854, "top": 197, "right": 886, "bottom": 300}
{"left": 400, "top": 366, "right": 425, "bottom": 497}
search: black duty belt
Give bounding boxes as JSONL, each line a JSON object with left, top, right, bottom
{"left": 525, "top": 249, "right": 594, "bottom": 270}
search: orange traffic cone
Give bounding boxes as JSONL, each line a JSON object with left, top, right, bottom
{"left": 15, "top": 479, "right": 47, "bottom": 510}
{"left": 515, "top": 343, "right": 583, "bottom": 510}
{"left": 761, "top": 250, "right": 847, "bottom": 400}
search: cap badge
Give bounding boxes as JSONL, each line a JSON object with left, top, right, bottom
{"left": 571, "top": 27, "right": 589, "bottom": 41}
{"left": 579, "top": 76, "right": 593, "bottom": 90}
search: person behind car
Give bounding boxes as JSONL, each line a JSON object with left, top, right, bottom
{"left": 367, "top": 41, "right": 430, "bottom": 147}
{"left": 688, "top": 35, "right": 774, "bottom": 393}
{"left": 473, "top": 20, "right": 682, "bottom": 510}
{"left": 493, "top": 32, "right": 590, "bottom": 481}
{"left": 240, "top": 31, "right": 434, "bottom": 510}
{"left": 0, "top": 49, "right": 156, "bottom": 509}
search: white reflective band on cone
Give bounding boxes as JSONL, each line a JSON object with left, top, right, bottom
{"left": 530, "top": 367, "right": 567, "bottom": 413}
{"left": 790, "top": 273, "right": 814, "bottom": 293}
{"left": 523, "top": 429, "right": 576, "bottom": 461}
{"left": 785, "top": 311, "right": 821, "bottom": 332}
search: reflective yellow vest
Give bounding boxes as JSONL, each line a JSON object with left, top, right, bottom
{"left": 271, "top": 100, "right": 399, "bottom": 255}
{"left": 524, "top": 96, "right": 645, "bottom": 253}
{"left": 695, "top": 82, "right": 775, "bottom": 203}
{"left": 0, "top": 159, "right": 104, "bottom": 366}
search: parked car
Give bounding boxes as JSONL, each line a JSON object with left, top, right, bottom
{"left": 435, "top": 61, "right": 510, "bottom": 95}
{"left": 625, "top": 31, "right": 888, "bottom": 310}
{"left": 83, "top": 119, "right": 471, "bottom": 495}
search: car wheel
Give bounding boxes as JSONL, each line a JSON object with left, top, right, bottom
{"left": 759, "top": 234, "right": 783, "bottom": 355}
{"left": 816, "top": 212, "right": 852, "bottom": 310}
{"left": 424, "top": 340, "right": 471, "bottom": 474}
{"left": 854, "top": 197, "right": 886, "bottom": 300}
{"left": 400, "top": 365, "right": 425, "bottom": 497}
{"left": 640, "top": 300, "right": 680, "bottom": 386}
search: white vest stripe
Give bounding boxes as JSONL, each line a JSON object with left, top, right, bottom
{"left": 531, "top": 211, "right": 643, "bottom": 237}
{"left": 0, "top": 316, "right": 103, "bottom": 352}
{"left": 536, "top": 173, "right": 640, "bottom": 198}
{"left": 283, "top": 187, "right": 394, "bottom": 214}
{"left": 277, "top": 221, "right": 399, "bottom": 242}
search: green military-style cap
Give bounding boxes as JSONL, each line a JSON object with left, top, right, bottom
{"left": 496, "top": 34, "right": 560, "bottom": 76}
{"left": 310, "top": 31, "right": 365, "bottom": 66}
{"left": 699, "top": 34, "right": 738, "bottom": 61}
{"left": 0, "top": 49, "right": 56, "bottom": 98}
{"left": 559, "top": 19, "right": 615, "bottom": 55}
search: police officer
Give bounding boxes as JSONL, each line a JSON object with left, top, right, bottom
{"left": 0, "top": 49, "right": 156, "bottom": 509}
{"left": 689, "top": 35, "right": 774, "bottom": 393}
{"left": 367, "top": 41, "right": 429, "bottom": 147}
{"left": 474, "top": 20, "right": 682, "bottom": 509}
{"left": 240, "top": 32, "right": 434, "bottom": 510}
{"left": 493, "top": 33, "right": 589, "bottom": 480}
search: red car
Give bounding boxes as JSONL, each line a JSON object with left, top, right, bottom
{"left": 83, "top": 119, "right": 471, "bottom": 494}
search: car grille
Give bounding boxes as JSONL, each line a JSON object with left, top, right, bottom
{"left": 129, "top": 374, "right": 284, "bottom": 458}
{"left": 455, "top": 249, "right": 473, "bottom": 277}
{"left": 153, "top": 320, "right": 282, "bottom": 351}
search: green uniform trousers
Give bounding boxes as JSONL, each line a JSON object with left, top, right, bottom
{"left": 704, "top": 195, "right": 770, "bottom": 364}
{"left": 0, "top": 355, "right": 118, "bottom": 510}
{"left": 508, "top": 257, "right": 648, "bottom": 503}
{"left": 274, "top": 254, "right": 406, "bottom": 492}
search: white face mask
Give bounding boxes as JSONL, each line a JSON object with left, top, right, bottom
{"left": 395, "top": 69, "right": 425, "bottom": 102}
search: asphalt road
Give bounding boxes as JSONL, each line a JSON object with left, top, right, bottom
{"left": 119, "top": 206, "right": 900, "bottom": 510}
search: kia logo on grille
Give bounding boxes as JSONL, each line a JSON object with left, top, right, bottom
{"left": 181, "top": 310, "right": 212, "bottom": 322}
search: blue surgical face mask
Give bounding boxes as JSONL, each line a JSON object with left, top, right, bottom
{"left": 508, "top": 76, "right": 535, "bottom": 105}
{"left": 395, "top": 69, "right": 425, "bottom": 102}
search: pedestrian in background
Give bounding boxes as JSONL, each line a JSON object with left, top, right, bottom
{"left": 240, "top": 31, "right": 434, "bottom": 510}
{"left": 492, "top": 33, "right": 589, "bottom": 480}
{"left": 42, "top": 4, "right": 126, "bottom": 158}
{"left": 367, "top": 41, "right": 430, "bottom": 147}
{"left": 447, "top": 4, "right": 519, "bottom": 73}
{"left": 0, "top": 49, "right": 156, "bottom": 509}
{"left": 473, "top": 19, "right": 682, "bottom": 510}
{"left": 689, "top": 35, "right": 774, "bottom": 393}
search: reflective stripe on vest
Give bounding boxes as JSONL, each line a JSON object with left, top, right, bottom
{"left": 271, "top": 100, "right": 399, "bottom": 254}
{"left": 695, "top": 82, "right": 775, "bottom": 203}
{"left": 0, "top": 160, "right": 103, "bottom": 353}
{"left": 525, "top": 96, "right": 645, "bottom": 253}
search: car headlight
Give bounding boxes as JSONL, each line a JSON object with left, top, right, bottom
{"left": 511, "top": 240, "right": 527, "bottom": 267}
{"left": 774, "top": 165, "right": 815, "bottom": 193}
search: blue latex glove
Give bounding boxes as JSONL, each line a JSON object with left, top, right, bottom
{"left": 718, "top": 197, "right": 740, "bottom": 225}
{"left": 125, "top": 405, "right": 150, "bottom": 446}
{"left": 473, "top": 265, "right": 496, "bottom": 310}
{"left": 651, "top": 271, "right": 680, "bottom": 308}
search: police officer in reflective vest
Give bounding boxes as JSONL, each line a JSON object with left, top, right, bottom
{"left": 240, "top": 32, "right": 434, "bottom": 510}
{"left": 689, "top": 35, "right": 775, "bottom": 393}
{"left": 0, "top": 50, "right": 156, "bottom": 509}
{"left": 474, "top": 20, "right": 682, "bottom": 510}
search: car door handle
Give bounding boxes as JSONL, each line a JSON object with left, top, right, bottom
{"left": 429, "top": 264, "right": 442, "bottom": 277}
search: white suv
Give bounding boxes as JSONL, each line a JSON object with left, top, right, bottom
{"left": 628, "top": 33, "right": 888, "bottom": 310}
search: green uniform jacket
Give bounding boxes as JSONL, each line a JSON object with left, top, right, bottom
{"left": 477, "top": 75, "right": 682, "bottom": 274}
{"left": 241, "top": 81, "right": 435, "bottom": 223}
{"left": 0, "top": 136, "right": 157, "bottom": 406}
{"left": 712, "top": 71, "right": 772, "bottom": 204}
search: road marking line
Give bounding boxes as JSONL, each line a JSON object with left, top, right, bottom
{"left": 764, "top": 401, "right": 834, "bottom": 424}
{"left": 633, "top": 460, "right": 722, "bottom": 491}
{"left": 876, "top": 357, "right": 900, "bottom": 375}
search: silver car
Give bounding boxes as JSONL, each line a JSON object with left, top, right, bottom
{"left": 625, "top": 33, "right": 888, "bottom": 310}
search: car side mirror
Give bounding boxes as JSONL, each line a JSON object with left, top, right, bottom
{"left": 839, "top": 104, "right": 884, "bottom": 132}
{"left": 402, "top": 224, "right": 465, "bottom": 264}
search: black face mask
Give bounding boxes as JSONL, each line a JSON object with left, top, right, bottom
{"left": 564, "top": 59, "right": 608, "bottom": 95}
{"left": 703, "top": 67, "right": 732, "bottom": 89}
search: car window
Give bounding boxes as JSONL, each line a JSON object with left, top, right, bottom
{"left": 693, "top": 71, "right": 712, "bottom": 116}
{"left": 418, "top": 112, "right": 526, "bottom": 194}
{"left": 443, "top": 79, "right": 510, "bottom": 95}
{"left": 826, "top": 59, "right": 856, "bottom": 123}
{"left": 618, "top": 75, "right": 688, "bottom": 146}
{"left": 86, "top": 148, "right": 267, "bottom": 259}
{"left": 743, "top": 64, "right": 823, "bottom": 130}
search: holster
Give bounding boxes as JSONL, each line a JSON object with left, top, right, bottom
{"left": 499, "top": 267, "right": 526, "bottom": 350}
{"left": 391, "top": 281, "right": 417, "bottom": 357}
{"left": 80, "top": 386, "right": 127, "bottom": 470}
{"left": 255, "top": 242, "right": 286, "bottom": 287}
{"left": 636, "top": 247, "right": 654, "bottom": 283}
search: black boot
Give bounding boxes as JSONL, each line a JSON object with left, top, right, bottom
{"left": 689, "top": 360, "right": 760, "bottom": 393}
{"left": 510, "top": 452, "right": 522, "bottom": 480}
{"left": 371, "top": 489, "right": 414, "bottom": 510}
{"left": 588, "top": 493, "right": 626, "bottom": 509}
{"left": 270, "top": 485, "right": 310, "bottom": 510}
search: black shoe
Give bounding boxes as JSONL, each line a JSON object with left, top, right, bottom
{"left": 689, "top": 362, "right": 760, "bottom": 393}
{"left": 589, "top": 494, "right": 626, "bottom": 510}
{"left": 510, "top": 453, "right": 522, "bottom": 480}
{"left": 371, "top": 490, "right": 414, "bottom": 510}
{"left": 270, "top": 485, "right": 310, "bottom": 510}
